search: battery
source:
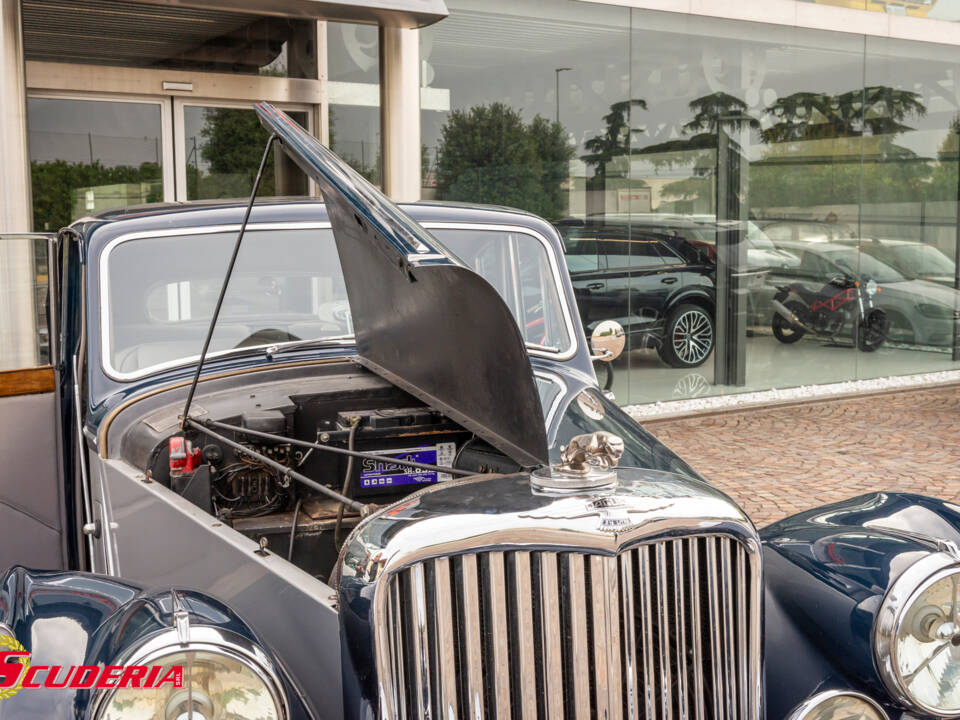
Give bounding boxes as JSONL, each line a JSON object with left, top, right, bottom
{"left": 326, "top": 407, "right": 470, "bottom": 498}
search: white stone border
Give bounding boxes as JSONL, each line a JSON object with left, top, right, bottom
{"left": 582, "top": 0, "right": 960, "bottom": 48}
{"left": 624, "top": 369, "right": 960, "bottom": 421}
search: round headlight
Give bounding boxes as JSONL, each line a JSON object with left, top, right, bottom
{"left": 787, "top": 691, "right": 888, "bottom": 720}
{"left": 865, "top": 279, "right": 878, "bottom": 296}
{"left": 93, "top": 630, "right": 286, "bottom": 720}
{"left": 875, "top": 551, "right": 960, "bottom": 716}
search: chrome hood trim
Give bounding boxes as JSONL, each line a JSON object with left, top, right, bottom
{"left": 341, "top": 469, "right": 758, "bottom": 584}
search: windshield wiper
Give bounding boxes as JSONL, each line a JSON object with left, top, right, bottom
{"left": 264, "top": 336, "right": 355, "bottom": 359}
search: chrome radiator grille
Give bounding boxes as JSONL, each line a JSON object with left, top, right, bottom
{"left": 378, "top": 535, "right": 760, "bottom": 720}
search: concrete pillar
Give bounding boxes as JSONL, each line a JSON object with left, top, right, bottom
{"left": 0, "top": 0, "right": 30, "bottom": 232}
{"left": 379, "top": 26, "right": 420, "bottom": 202}
{"left": 0, "top": 0, "right": 39, "bottom": 370}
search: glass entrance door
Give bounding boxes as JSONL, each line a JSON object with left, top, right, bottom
{"left": 26, "top": 95, "right": 173, "bottom": 231}
{"left": 175, "top": 100, "right": 312, "bottom": 201}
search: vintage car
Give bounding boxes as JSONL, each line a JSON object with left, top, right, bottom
{"left": 1, "top": 102, "right": 959, "bottom": 720}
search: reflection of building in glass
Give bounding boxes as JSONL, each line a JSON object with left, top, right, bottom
{"left": 1, "top": 0, "right": 959, "bottom": 406}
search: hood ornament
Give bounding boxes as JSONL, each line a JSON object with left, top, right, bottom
{"left": 531, "top": 432, "right": 625, "bottom": 494}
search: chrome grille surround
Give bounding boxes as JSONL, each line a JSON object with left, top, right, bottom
{"left": 337, "top": 469, "right": 763, "bottom": 720}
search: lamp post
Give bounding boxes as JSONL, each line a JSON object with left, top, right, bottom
{"left": 555, "top": 67, "right": 572, "bottom": 124}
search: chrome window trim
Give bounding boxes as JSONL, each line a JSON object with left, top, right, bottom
{"left": 785, "top": 690, "right": 889, "bottom": 720}
{"left": 99, "top": 220, "right": 579, "bottom": 382}
{"left": 532, "top": 368, "right": 567, "bottom": 430}
{"left": 422, "top": 222, "right": 580, "bottom": 361}
{"left": 89, "top": 625, "right": 289, "bottom": 720}
{"left": 873, "top": 550, "right": 960, "bottom": 717}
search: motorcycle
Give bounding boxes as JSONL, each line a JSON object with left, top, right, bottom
{"left": 771, "top": 273, "right": 889, "bottom": 351}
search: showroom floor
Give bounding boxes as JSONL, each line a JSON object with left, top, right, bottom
{"left": 608, "top": 331, "right": 960, "bottom": 406}
{"left": 641, "top": 384, "right": 960, "bottom": 529}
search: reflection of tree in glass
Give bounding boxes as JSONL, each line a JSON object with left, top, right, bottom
{"left": 635, "top": 92, "right": 757, "bottom": 211}
{"left": 753, "top": 86, "right": 930, "bottom": 208}
{"left": 30, "top": 160, "right": 162, "bottom": 231}
{"left": 582, "top": 99, "right": 647, "bottom": 187}
{"left": 435, "top": 103, "right": 574, "bottom": 220}
{"left": 196, "top": 107, "right": 276, "bottom": 199}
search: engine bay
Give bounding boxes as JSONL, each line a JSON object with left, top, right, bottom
{"left": 122, "top": 365, "right": 520, "bottom": 582}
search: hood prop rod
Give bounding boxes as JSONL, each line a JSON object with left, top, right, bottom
{"left": 196, "top": 417, "right": 475, "bottom": 477}
{"left": 181, "top": 133, "right": 279, "bottom": 429}
{"left": 184, "top": 418, "right": 368, "bottom": 514}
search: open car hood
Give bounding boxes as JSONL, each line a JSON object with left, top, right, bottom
{"left": 255, "top": 102, "right": 548, "bottom": 468}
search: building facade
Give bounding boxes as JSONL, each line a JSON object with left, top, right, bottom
{"left": 2, "top": 0, "right": 959, "bottom": 408}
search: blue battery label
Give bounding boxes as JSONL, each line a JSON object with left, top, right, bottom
{"left": 358, "top": 442, "right": 456, "bottom": 489}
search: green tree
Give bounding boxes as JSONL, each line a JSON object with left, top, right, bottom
{"left": 435, "top": 103, "right": 574, "bottom": 218}
{"left": 197, "top": 107, "right": 277, "bottom": 197}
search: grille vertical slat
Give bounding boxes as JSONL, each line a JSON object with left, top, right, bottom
{"left": 591, "top": 554, "right": 623, "bottom": 720}
{"left": 567, "top": 554, "right": 591, "bottom": 720}
{"left": 513, "top": 552, "right": 538, "bottom": 720}
{"left": 688, "top": 539, "right": 706, "bottom": 720}
{"left": 433, "top": 557, "right": 459, "bottom": 720}
{"left": 461, "top": 554, "right": 486, "bottom": 720}
{"left": 539, "top": 552, "right": 565, "bottom": 719}
{"left": 487, "top": 552, "right": 512, "bottom": 720}
{"left": 383, "top": 535, "right": 759, "bottom": 720}
{"left": 720, "top": 541, "right": 738, "bottom": 720}
{"left": 736, "top": 546, "right": 749, "bottom": 720}
{"left": 408, "top": 563, "right": 433, "bottom": 719}
{"left": 673, "top": 541, "right": 689, "bottom": 720}
{"left": 619, "top": 552, "right": 639, "bottom": 719}
{"left": 705, "top": 538, "right": 725, "bottom": 720}
{"left": 389, "top": 579, "right": 408, "bottom": 720}
{"left": 638, "top": 546, "right": 657, "bottom": 720}
{"left": 656, "top": 543, "right": 674, "bottom": 720}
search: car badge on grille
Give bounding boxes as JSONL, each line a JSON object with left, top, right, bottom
{"left": 531, "top": 431, "right": 624, "bottom": 494}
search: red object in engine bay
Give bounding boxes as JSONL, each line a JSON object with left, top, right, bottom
{"left": 169, "top": 436, "right": 202, "bottom": 477}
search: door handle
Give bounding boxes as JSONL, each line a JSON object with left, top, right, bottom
{"left": 661, "top": 277, "right": 678, "bottom": 284}
{"left": 587, "top": 282, "right": 604, "bottom": 290}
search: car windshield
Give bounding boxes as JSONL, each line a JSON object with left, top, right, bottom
{"left": 103, "top": 225, "right": 572, "bottom": 378}
{"left": 889, "top": 243, "right": 955, "bottom": 277}
{"left": 822, "top": 248, "right": 905, "bottom": 283}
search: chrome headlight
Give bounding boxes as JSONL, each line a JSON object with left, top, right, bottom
{"left": 92, "top": 627, "right": 287, "bottom": 720}
{"left": 874, "top": 551, "right": 960, "bottom": 717}
{"left": 865, "top": 279, "right": 878, "bottom": 296}
{"left": 787, "top": 691, "right": 887, "bottom": 720}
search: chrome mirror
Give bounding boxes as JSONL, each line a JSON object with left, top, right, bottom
{"left": 590, "top": 320, "right": 625, "bottom": 362}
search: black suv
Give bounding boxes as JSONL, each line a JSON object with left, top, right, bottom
{"left": 556, "top": 216, "right": 716, "bottom": 368}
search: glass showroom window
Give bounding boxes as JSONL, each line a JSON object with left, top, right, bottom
{"left": 423, "top": 0, "right": 960, "bottom": 407}
{"left": 328, "top": 22, "right": 382, "bottom": 186}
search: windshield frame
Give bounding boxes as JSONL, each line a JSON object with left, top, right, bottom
{"left": 99, "top": 220, "right": 578, "bottom": 382}
{"left": 423, "top": 221, "right": 578, "bottom": 361}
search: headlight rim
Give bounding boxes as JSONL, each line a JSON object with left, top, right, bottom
{"left": 785, "top": 689, "right": 889, "bottom": 720}
{"left": 873, "top": 550, "right": 960, "bottom": 718}
{"left": 90, "top": 625, "right": 289, "bottom": 720}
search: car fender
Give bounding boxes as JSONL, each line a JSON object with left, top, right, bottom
{"left": 0, "top": 566, "right": 316, "bottom": 720}
{"left": 760, "top": 492, "right": 960, "bottom": 719}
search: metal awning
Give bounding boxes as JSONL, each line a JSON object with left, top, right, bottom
{"left": 131, "top": 0, "right": 447, "bottom": 28}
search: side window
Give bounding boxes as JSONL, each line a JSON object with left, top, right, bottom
{"left": 763, "top": 224, "right": 793, "bottom": 243}
{"left": 598, "top": 238, "right": 668, "bottom": 271}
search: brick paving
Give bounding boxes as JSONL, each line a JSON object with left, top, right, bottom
{"left": 642, "top": 385, "right": 960, "bottom": 529}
